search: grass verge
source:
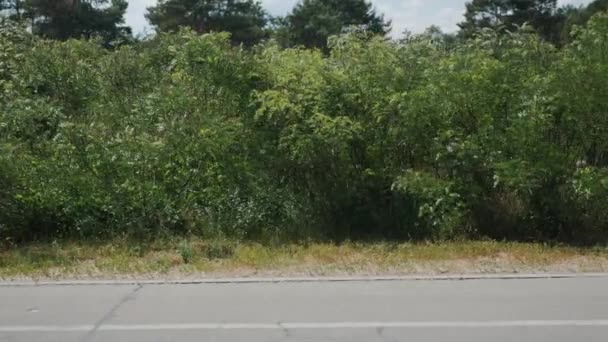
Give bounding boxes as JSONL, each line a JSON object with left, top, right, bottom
{"left": 1, "top": 239, "right": 608, "bottom": 281}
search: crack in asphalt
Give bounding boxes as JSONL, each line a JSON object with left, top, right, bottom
{"left": 376, "top": 326, "right": 398, "bottom": 342}
{"left": 278, "top": 321, "right": 291, "bottom": 338}
{"left": 79, "top": 284, "right": 143, "bottom": 342}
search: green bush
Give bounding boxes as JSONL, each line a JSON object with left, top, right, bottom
{"left": 1, "top": 14, "right": 608, "bottom": 244}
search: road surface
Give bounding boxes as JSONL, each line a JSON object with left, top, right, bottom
{"left": 1, "top": 276, "right": 608, "bottom": 341}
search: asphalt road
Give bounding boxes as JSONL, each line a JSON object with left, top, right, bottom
{"left": 1, "top": 276, "right": 608, "bottom": 342}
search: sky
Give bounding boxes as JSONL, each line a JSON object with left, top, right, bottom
{"left": 125, "top": 0, "right": 592, "bottom": 37}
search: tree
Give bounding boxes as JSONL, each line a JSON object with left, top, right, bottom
{"left": 560, "top": 0, "right": 608, "bottom": 42}
{"left": 459, "top": 0, "right": 564, "bottom": 44}
{"left": 146, "top": 0, "right": 268, "bottom": 47}
{"left": 408, "top": 25, "right": 459, "bottom": 49}
{"left": 583, "top": 0, "right": 608, "bottom": 18}
{"left": 2, "top": 0, "right": 131, "bottom": 45}
{"left": 0, "top": 0, "right": 25, "bottom": 20}
{"left": 278, "top": 0, "right": 390, "bottom": 51}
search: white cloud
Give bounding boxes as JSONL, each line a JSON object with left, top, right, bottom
{"left": 126, "top": 0, "right": 155, "bottom": 35}
{"left": 558, "top": 0, "right": 589, "bottom": 6}
{"left": 370, "top": 0, "right": 461, "bottom": 37}
{"left": 434, "top": 7, "right": 463, "bottom": 33}
{"left": 262, "top": 0, "right": 299, "bottom": 15}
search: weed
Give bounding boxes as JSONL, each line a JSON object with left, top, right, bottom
{"left": 179, "top": 241, "right": 195, "bottom": 264}
{"left": 203, "top": 240, "right": 236, "bottom": 260}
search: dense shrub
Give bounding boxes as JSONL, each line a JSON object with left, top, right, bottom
{"left": 1, "top": 13, "right": 608, "bottom": 244}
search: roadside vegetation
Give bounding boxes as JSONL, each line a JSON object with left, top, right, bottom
{"left": 2, "top": 240, "right": 607, "bottom": 280}
{"left": 1, "top": 1, "right": 608, "bottom": 279}
{"left": 3, "top": 12, "right": 608, "bottom": 245}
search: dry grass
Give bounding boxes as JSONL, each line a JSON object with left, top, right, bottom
{"left": 1, "top": 239, "right": 608, "bottom": 281}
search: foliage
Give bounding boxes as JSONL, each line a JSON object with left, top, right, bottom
{"left": 459, "top": 0, "right": 565, "bottom": 44}
{"left": 276, "top": 0, "right": 390, "bottom": 51}
{"left": 558, "top": 0, "right": 608, "bottom": 44}
{"left": 2, "top": 13, "right": 608, "bottom": 244}
{"left": 146, "top": 0, "right": 268, "bottom": 47}
{"left": 1, "top": 0, "right": 131, "bottom": 46}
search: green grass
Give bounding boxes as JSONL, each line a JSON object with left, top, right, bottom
{"left": 1, "top": 239, "right": 607, "bottom": 280}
